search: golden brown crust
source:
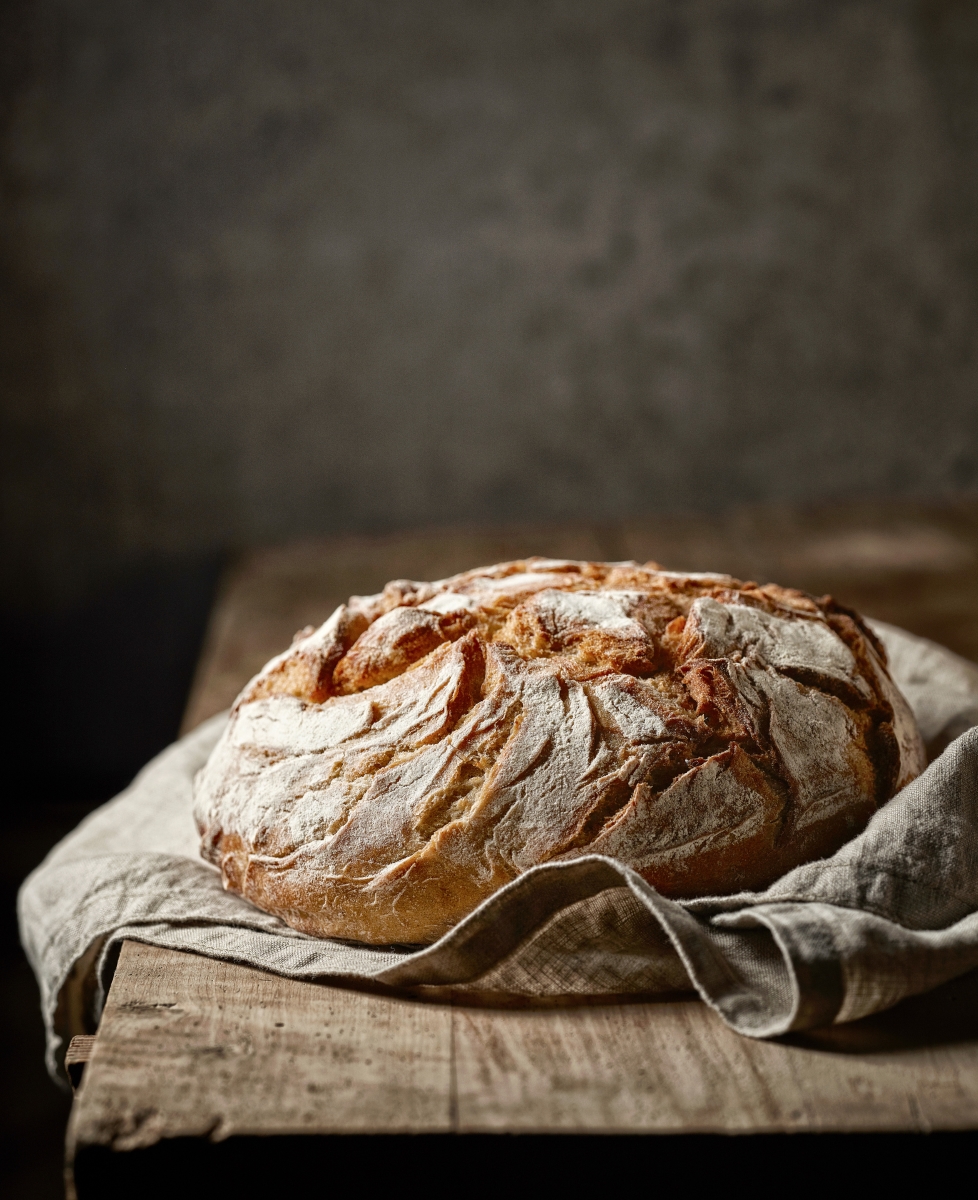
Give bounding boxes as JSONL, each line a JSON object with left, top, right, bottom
{"left": 194, "top": 558, "right": 926, "bottom": 944}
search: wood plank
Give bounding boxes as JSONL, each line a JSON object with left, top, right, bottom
{"left": 65, "top": 1035, "right": 97, "bottom": 1092}
{"left": 70, "top": 945, "right": 978, "bottom": 1154}
{"left": 453, "top": 972, "right": 978, "bottom": 1133}
{"left": 67, "top": 940, "right": 453, "bottom": 1157}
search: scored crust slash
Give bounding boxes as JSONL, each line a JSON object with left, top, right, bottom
{"left": 193, "top": 557, "right": 926, "bottom": 945}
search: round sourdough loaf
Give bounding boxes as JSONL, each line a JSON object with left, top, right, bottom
{"left": 194, "top": 558, "right": 926, "bottom": 944}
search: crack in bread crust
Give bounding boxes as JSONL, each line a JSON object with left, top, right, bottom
{"left": 193, "top": 557, "right": 926, "bottom": 944}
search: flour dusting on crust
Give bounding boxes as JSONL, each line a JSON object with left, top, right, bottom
{"left": 193, "top": 558, "right": 926, "bottom": 944}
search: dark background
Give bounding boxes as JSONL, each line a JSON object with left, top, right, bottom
{"left": 3, "top": 2, "right": 978, "bottom": 1195}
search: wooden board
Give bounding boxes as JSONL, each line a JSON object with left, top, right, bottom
{"left": 453, "top": 987, "right": 978, "bottom": 1133}
{"left": 68, "top": 941, "right": 978, "bottom": 1158}
{"left": 68, "top": 942, "right": 452, "bottom": 1149}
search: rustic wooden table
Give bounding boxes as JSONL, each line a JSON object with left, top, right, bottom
{"left": 66, "top": 501, "right": 978, "bottom": 1195}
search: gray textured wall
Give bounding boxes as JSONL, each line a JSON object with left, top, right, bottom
{"left": 3, "top": 1, "right": 978, "bottom": 606}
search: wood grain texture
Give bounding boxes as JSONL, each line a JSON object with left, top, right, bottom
{"left": 453, "top": 987, "right": 978, "bottom": 1133}
{"left": 67, "top": 941, "right": 452, "bottom": 1156}
{"left": 180, "top": 500, "right": 978, "bottom": 732}
{"left": 68, "top": 942, "right": 978, "bottom": 1157}
{"left": 65, "top": 1035, "right": 97, "bottom": 1092}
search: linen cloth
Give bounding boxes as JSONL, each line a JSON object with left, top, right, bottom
{"left": 19, "top": 621, "right": 978, "bottom": 1079}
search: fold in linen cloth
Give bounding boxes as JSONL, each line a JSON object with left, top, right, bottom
{"left": 18, "top": 621, "right": 978, "bottom": 1079}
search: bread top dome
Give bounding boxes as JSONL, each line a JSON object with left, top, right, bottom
{"left": 194, "top": 558, "right": 925, "bottom": 944}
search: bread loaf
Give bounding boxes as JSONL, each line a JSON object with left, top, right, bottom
{"left": 194, "top": 558, "right": 926, "bottom": 944}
